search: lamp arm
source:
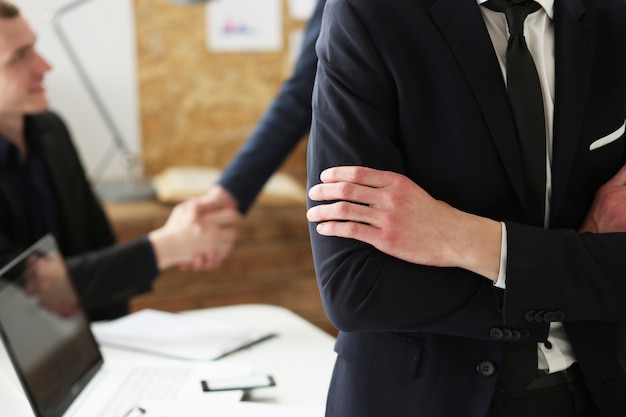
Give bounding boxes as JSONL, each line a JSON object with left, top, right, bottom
{"left": 47, "top": 0, "right": 135, "bottom": 162}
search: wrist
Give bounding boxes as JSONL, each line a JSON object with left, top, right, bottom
{"left": 148, "top": 228, "right": 180, "bottom": 270}
{"left": 451, "top": 213, "right": 502, "bottom": 282}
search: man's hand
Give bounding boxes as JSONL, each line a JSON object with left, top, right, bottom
{"left": 579, "top": 164, "right": 626, "bottom": 233}
{"left": 149, "top": 197, "right": 241, "bottom": 271}
{"left": 181, "top": 185, "right": 242, "bottom": 270}
{"left": 24, "top": 252, "right": 81, "bottom": 318}
{"left": 307, "top": 166, "right": 502, "bottom": 281}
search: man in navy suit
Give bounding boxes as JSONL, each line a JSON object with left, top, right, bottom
{"left": 306, "top": 0, "right": 626, "bottom": 416}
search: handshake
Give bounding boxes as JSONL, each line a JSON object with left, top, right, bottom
{"left": 147, "top": 185, "right": 242, "bottom": 272}
{"left": 23, "top": 185, "right": 242, "bottom": 318}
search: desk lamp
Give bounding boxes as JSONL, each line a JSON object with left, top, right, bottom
{"left": 46, "top": 0, "right": 155, "bottom": 201}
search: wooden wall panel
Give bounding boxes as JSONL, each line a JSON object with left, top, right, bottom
{"left": 133, "top": 0, "right": 308, "bottom": 184}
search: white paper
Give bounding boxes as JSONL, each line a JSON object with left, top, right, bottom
{"left": 206, "top": 0, "right": 283, "bottom": 52}
{"left": 92, "top": 309, "right": 275, "bottom": 361}
{"left": 138, "top": 401, "right": 324, "bottom": 417}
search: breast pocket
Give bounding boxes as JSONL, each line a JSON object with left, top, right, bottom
{"left": 589, "top": 121, "right": 626, "bottom": 151}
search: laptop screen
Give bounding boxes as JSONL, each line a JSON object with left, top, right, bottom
{"left": 0, "top": 235, "right": 103, "bottom": 417}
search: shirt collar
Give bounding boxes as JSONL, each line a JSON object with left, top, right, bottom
{"left": 476, "top": 0, "right": 554, "bottom": 20}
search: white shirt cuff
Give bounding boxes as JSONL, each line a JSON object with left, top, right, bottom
{"left": 494, "top": 222, "right": 507, "bottom": 289}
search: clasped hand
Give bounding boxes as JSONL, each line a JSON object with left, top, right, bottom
{"left": 24, "top": 251, "right": 81, "bottom": 318}
{"left": 307, "top": 164, "right": 626, "bottom": 281}
{"left": 149, "top": 192, "right": 241, "bottom": 271}
{"left": 306, "top": 166, "right": 502, "bottom": 280}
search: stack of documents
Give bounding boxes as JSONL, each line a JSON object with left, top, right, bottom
{"left": 92, "top": 309, "right": 275, "bottom": 361}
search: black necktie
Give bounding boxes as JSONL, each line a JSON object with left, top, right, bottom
{"left": 483, "top": 0, "right": 544, "bottom": 397}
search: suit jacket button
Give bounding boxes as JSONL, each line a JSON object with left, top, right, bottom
{"left": 490, "top": 328, "right": 503, "bottom": 340}
{"left": 510, "top": 330, "right": 521, "bottom": 341}
{"left": 525, "top": 310, "right": 536, "bottom": 322}
{"left": 476, "top": 361, "right": 496, "bottom": 377}
{"left": 543, "top": 312, "right": 557, "bottom": 322}
{"left": 534, "top": 311, "right": 545, "bottom": 322}
{"left": 502, "top": 328, "right": 512, "bottom": 340}
{"left": 555, "top": 311, "right": 565, "bottom": 321}
{"left": 520, "top": 330, "right": 531, "bottom": 341}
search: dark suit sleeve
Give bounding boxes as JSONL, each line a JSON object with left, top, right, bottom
{"left": 217, "top": 0, "right": 325, "bottom": 214}
{"left": 503, "top": 223, "right": 626, "bottom": 324}
{"left": 307, "top": 0, "right": 514, "bottom": 340}
{"left": 40, "top": 112, "right": 158, "bottom": 317}
{"left": 307, "top": 0, "right": 626, "bottom": 340}
{"left": 65, "top": 238, "right": 157, "bottom": 313}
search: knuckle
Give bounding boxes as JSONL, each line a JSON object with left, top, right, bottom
{"left": 335, "top": 201, "right": 353, "bottom": 217}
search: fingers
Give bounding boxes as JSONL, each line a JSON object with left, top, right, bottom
{"left": 310, "top": 166, "right": 405, "bottom": 206}
{"left": 178, "top": 232, "right": 236, "bottom": 272}
{"left": 192, "top": 185, "right": 239, "bottom": 212}
{"left": 309, "top": 181, "right": 377, "bottom": 207}
{"left": 307, "top": 200, "right": 375, "bottom": 227}
{"left": 56, "top": 303, "right": 81, "bottom": 319}
{"left": 579, "top": 164, "right": 626, "bottom": 233}
{"left": 192, "top": 206, "right": 241, "bottom": 235}
{"left": 318, "top": 166, "right": 395, "bottom": 187}
{"left": 188, "top": 251, "right": 222, "bottom": 271}
{"left": 308, "top": 167, "right": 413, "bottom": 228}
{"left": 202, "top": 207, "right": 242, "bottom": 226}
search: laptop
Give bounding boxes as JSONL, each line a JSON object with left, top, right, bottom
{"left": 0, "top": 234, "right": 251, "bottom": 417}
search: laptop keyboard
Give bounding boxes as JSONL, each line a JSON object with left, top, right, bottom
{"left": 97, "top": 366, "right": 191, "bottom": 417}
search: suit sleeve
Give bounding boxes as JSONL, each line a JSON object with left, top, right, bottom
{"left": 307, "top": 0, "right": 516, "bottom": 340}
{"left": 217, "top": 0, "right": 326, "bottom": 214}
{"left": 41, "top": 112, "right": 158, "bottom": 313}
{"left": 65, "top": 238, "right": 157, "bottom": 312}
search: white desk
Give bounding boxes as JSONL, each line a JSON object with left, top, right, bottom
{"left": 103, "top": 304, "right": 337, "bottom": 407}
{"left": 1, "top": 304, "right": 336, "bottom": 415}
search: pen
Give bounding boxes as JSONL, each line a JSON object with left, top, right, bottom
{"left": 216, "top": 333, "right": 277, "bottom": 359}
{"left": 122, "top": 406, "right": 146, "bottom": 417}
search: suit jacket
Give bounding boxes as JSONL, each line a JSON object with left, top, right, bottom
{"left": 0, "top": 111, "right": 157, "bottom": 321}
{"left": 307, "top": 0, "right": 626, "bottom": 416}
{"left": 218, "top": 0, "right": 326, "bottom": 214}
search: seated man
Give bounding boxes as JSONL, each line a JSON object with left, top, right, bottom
{"left": 0, "top": 0, "right": 239, "bottom": 321}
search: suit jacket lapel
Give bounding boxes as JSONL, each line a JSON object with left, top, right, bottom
{"left": 550, "top": 0, "right": 594, "bottom": 221}
{"left": 37, "top": 117, "right": 78, "bottom": 248}
{"left": 430, "top": 0, "right": 530, "bottom": 217}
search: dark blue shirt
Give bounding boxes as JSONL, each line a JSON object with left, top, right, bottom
{"left": 0, "top": 116, "right": 64, "bottom": 247}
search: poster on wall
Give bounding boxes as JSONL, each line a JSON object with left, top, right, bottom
{"left": 206, "top": 0, "right": 282, "bottom": 52}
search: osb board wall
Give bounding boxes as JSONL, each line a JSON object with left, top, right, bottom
{"left": 133, "top": 0, "right": 309, "bottom": 183}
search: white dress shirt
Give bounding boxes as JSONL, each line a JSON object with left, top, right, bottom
{"left": 477, "top": 0, "right": 576, "bottom": 374}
